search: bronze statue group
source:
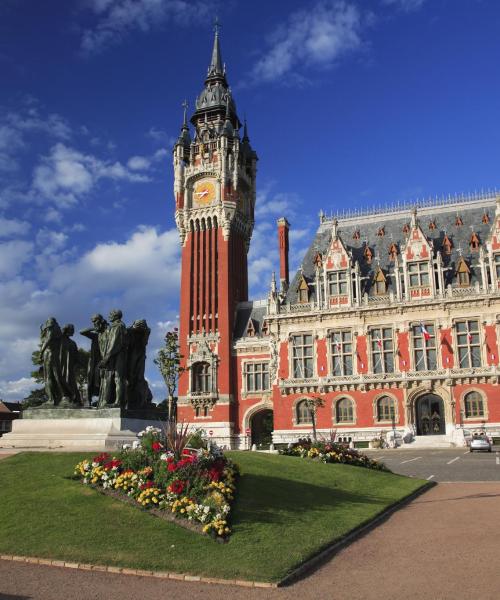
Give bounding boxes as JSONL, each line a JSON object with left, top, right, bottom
{"left": 39, "top": 309, "right": 153, "bottom": 411}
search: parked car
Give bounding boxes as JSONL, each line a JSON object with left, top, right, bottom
{"left": 469, "top": 434, "right": 493, "bottom": 452}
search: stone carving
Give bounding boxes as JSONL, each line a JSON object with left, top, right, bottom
{"left": 39, "top": 317, "right": 72, "bottom": 407}
{"left": 80, "top": 314, "right": 108, "bottom": 407}
{"left": 98, "top": 309, "right": 128, "bottom": 408}
{"left": 269, "top": 334, "right": 278, "bottom": 383}
{"left": 127, "top": 319, "right": 153, "bottom": 409}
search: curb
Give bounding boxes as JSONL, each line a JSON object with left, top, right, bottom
{"left": 0, "top": 555, "right": 278, "bottom": 589}
{"left": 277, "top": 481, "right": 436, "bottom": 587}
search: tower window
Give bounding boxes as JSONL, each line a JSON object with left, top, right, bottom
{"left": 456, "top": 257, "right": 470, "bottom": 287}
{"left": 192, "top": 362, "right": 211, "bottom": 393}
{"left": 442, "top": 234, "right": 453, "bottom": 255}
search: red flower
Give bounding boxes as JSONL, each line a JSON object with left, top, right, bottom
{"left": 140, "top": 481, "right": 155, "bottom": 490}
{"left": 208, "top": 467, "right": 222, "bottom": 482}
{"left": 167, "top": 462, "right": 177, "bottom": 472}
{"left": 151, "top": 441, "right": 163, "bottom": 452}
{"left": 104, "top": 459, "right": 122, "bottom": 470}
{"left": 93, "top": 452, "right": 110, "bottom": 464}
{"left": 168, "top": 480, "right": 185, "bottom": 495}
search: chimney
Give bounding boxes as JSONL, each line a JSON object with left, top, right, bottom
{"left": 277, "top": 217, "right": 290, "bottom": 293}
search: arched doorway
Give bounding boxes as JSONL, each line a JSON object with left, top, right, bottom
{"left": 251, "top": 409, "right": 274, "bottom": 448}
{"left": 415, "top": 393, "right": 445, "bottom": 435}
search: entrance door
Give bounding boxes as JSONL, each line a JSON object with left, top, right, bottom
{"left": 250, "top": 409, "right": 274, "bottom": 448}
{"left": 415, "top": 394, "right": 445, "bottom": 435}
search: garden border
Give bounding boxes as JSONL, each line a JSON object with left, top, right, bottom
{"left": 0, "top": 480, "right": 434, "bottom": 589}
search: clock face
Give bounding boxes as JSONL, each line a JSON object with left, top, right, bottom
{"left": 193, "top": 180, "right": 216, "bottom": 207}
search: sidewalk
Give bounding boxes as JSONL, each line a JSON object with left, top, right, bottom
{"left": 1, "top": 482, "right": 500, "bottom": 600}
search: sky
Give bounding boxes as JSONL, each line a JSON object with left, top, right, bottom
{"left": 1, "top": 0, "right": 499, "bottom": 402}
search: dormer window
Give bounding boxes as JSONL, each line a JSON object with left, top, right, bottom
{"left": 402, "top": 223, "right": 410, "bottom": 234}
{"left": 388, "top": 243, "right": 398, "bottom": 261}
{"left": 429, "top": 220, "right": 437, "bottom": 230}
{"left": 469, "top": 232, "right": 480, "bottom": 251}
{"left": 313, "top": 252, "right": 323, "bottom": 268}
{"left": 377, "top": 227, "right": 385, "bottom": 237}
{"left": 456, "top": 257, "right": 470, "bottom": 287}
{"left": 482, "top": 212, "right": 490, "bottom": 224}
{"left": 364, "top": 246, "right": 373, "bottom": 264}
{"left": 297, "top": 276, "right": 310, "bottom": 304}
{"left": 261, "top": 320, "right": 269, "bottom": 335}
{"left": 327, "top": 270, "right": 348, "bottom": 296}
{"left": 408, "top": 261, "right": 429, "bottom": 288}
{"left": 373, "top": 267, "right": 387, "bottom": 295}
{"left": 352, "top": 230, "right": 360, "bottom": 240}
{"left": 246, "top": 319, "right": 257, "bottom": 337}
{"left": 442, "top": 234, "right": 453, "bottom": 255}
{"left": 455, "top": 215, "right": 463, "bottom": 227}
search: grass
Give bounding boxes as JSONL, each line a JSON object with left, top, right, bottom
{"left": 0, "top": 451, "right": 427, "bottom": 583}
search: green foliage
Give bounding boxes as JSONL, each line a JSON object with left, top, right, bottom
{"left": 22, "top": 388, "right": 47, "bottom": 408}
{"left": 186, "top": 429, "right": 206, "bottom": 449}
{"left": 153, "top": 329, "right": 183, "bottom": 415}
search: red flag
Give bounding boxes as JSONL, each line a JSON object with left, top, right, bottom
{"left": 376, "top": 337, "right": 382, "bottom": 349}
{"left": 420, "top": 322, "right": 431, "bottom": 341}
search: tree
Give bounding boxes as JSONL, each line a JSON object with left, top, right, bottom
{"left": 305, "top": 397, "right": 325, "bottom": 442}
{"left": 154, "top": 329, "right": 184, "bottom": 422}
{"left": 22, "top": 388, "right": 47, "bottom": 408}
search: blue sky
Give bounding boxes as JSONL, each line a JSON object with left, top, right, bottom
{"left": 1, "top": 0, "right": 499, "bottom": 401}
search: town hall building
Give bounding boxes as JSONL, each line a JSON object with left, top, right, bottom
{"left": 173, "top": 30, "right": 500, "bottom": 448}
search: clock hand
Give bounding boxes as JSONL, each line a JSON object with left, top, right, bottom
{"left": 196, "top": 190, "right": 208, "bottom": 197}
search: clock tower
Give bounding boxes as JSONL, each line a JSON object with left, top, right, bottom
{"left": 173, "top": 27, "right": 258, "bottom": 442}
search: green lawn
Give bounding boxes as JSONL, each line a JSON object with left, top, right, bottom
{"left": 0, "top": 451, "right": 427, "bottom": 583}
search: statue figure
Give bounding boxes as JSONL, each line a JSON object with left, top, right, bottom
{"left": 98, "top": 309, "right": 127, "bottom": 408}
{"left": 80, "top": 314, "right": 108, "bottom": 407}
{"left": 127, "top": 319, "right": 153, "bottom": 409}
{"left": 39, "top": 317, "right": 71, "bottom": 407}
{"left": 60, "top": 324, "right": 83, "bottom": 406}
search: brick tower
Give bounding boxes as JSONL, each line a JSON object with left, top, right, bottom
{"left": 173, "top": 28, "right": 257, "bottom": 444}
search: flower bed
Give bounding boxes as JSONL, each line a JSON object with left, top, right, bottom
{"left": 280, "top": 439, "right": 389, "bottom": 471}
{"left": 74, "top": 426, "right": 239, "bottom": 540}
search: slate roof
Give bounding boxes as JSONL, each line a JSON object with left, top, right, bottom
{"left": 286, "top": 196, "right": 497, "bottom": 304}
{"left": 234, "top": 302, "right": 268, "bottom": 340}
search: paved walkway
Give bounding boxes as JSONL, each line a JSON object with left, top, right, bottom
{"left": 1, "top": 482, "right": 500, "bottom": 600}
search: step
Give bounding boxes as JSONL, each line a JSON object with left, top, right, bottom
{"left": 410, "top": 435, "right": 454, "bottom": 448}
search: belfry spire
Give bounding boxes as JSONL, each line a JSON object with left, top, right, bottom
{"left": 208, "top": 18, "right": 223, "bottom": 78}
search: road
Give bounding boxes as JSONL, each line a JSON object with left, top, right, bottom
{"left": 365, "top": 447, "right": 500, "bottom": 481}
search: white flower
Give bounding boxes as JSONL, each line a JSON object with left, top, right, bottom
{"left": 132, "top": 440, "right": 140, "bottom": 449}
{"left": 122, "top": 444, "right": 130, "bottom": 449}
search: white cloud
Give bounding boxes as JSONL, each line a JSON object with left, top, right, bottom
{"left": 0, "top": 376, "right": 37, "bottom": 402}
{"left": 80, "top": 0, "right": 212, "bottom": 56}
{"left": 249, "top": 0, "right": 365, "bottom": 85}
{"left": 0, "top": 240, "right": 34, "bottom": 278}
{"left": 0, "top": 216, "right": 31, "bottom": 238}
{"left": 382, "top": 0, "right": 427, "bottom": 12}
{"left": 0, "top": 225, "right": 180, "bottom": 400}
{"left": 128, "top": 155, "right": 151, "bottom": 170}
{"left": 32, "top": 143, "right": 150, "bottom": 207}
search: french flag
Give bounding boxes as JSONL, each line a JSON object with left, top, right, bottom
{"left": 376, "top": 337, "right": 382, "bottom": 349}
{"left": 420, "top": 323, "right": 431, "bottom": 342}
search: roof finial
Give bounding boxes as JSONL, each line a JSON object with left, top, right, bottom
{"left": 242, "top": 116, "right": 249, "bottom": 142}
{"left": 181, "top": 99, "right": 188, "bottom": 127}
{"left": 208, "top": 17, "right": 223, "bottom": 76}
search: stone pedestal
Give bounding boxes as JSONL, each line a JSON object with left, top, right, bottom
{"left": 0, "top": 408, "right": 166, "bottom": 451}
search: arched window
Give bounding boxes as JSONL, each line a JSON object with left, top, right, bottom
{"left": 376, "top": 396, "right": 396, "bottom": 422}
{"left": 296, "top": 400, "right": 312, "bottom": 424}
{"left": 464, "top": 391, "right": 484, "bottom": 418}
{"left": 192, "top": 362, "right": 211, "bottom": 393}
{"left": 335, "top": 398, "right": 354, "bottom": 423}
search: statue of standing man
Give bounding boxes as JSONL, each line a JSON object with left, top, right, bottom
{"left": 40, "top": 317, "right": 71, "bottom": 407}
{"left": 80, "top": 314, "right": 108, "bottom": 407}
{"left": 60, "top": 324, "right": 83, "bottom": 406}
{"left": 98, "top": 309, "right": 127, "bottom": 408}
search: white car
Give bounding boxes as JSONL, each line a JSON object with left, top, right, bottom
{"left": 469, "top": 435, "right": 493, "bottom": 453}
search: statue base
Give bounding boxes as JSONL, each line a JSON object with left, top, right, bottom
{"left": 0, "top": 408, "right": 167, "bottom": 451}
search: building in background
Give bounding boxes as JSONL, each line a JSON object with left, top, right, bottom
{"left": 173, "top": 31, "right": 500, "bottom": 448}
{"left": 0, "top": 402, "right": 21, "bottom": 436}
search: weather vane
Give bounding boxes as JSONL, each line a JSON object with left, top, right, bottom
{"left": 213, "top": 16, "right": 221, "bottom": 35}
